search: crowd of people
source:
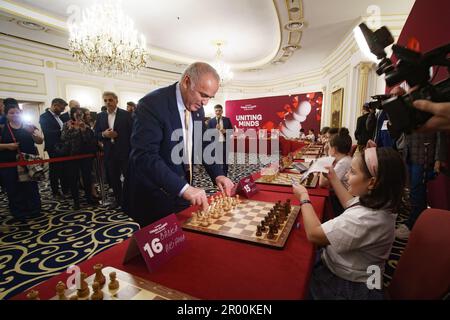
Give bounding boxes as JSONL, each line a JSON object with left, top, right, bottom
{"left": 1, "top": 61, "right": 449, "bottom": 300}
{"left": 0, "top": 94, "right": 137, "bottom": 217}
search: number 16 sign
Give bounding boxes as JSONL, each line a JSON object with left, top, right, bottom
{"left": 123, "top": 214, "right": 187, "bottom": 272}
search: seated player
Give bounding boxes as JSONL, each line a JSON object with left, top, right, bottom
{"left": 317, "top": 127, "right": 330, "bottom": 144}
{"left": 323, "top": 127, "right": 338, "bottom": 156}
{"left": 319, "top": 127, "right": 353, "bottom": 216}
{"left": 305, "top": 129, "right": 316, "bottom": 142}
{"left": 293, "top": 147, "right": 407, "bottom": 300}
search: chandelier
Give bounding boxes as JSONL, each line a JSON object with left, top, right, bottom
{"left": 212, "top": 42, "right": 233, "bottom": 84}
{"left": 68, "top": 0, "right": 150, "bottom": 75}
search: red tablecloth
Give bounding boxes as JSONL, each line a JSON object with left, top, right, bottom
{"left": 232, "top": 137, "right": 276, "bottom": 155}
{"left": 12, "top": 191, "right": 325, "bottom": 300}
{"left": 252, "top": 171, "right": 330, "bottom": 198}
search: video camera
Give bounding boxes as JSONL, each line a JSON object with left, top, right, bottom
{"left": 359, "top": 22, "right": 450, "bottom": 139}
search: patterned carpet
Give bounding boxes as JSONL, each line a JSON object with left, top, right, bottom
{"left": 0, "top": 153, "right": 408, "bottom": 299}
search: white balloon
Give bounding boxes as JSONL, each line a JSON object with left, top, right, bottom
{"left": 297, "top": 101, "right": 311, "bottom": 117}
{"left": 280, "top": 124, "right": 299, "bottom": 139}
{"left": 283, "top": 117, "right": 300, "bottom": 132}
{"left": 293, "top": 113, "right": 307, "bottom": 122}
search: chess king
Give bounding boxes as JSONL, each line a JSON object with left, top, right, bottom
{"left": 125, "top": 62, "right": 234, "bottom": 227}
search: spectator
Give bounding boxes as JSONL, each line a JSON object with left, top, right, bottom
{"left": 95, "top": 92, "right": 132, "bottom": 209}
{"left": 81, "top": 107, "right": 100, "bottom": 200}
{"left": 61, "top": 107, "right": 98, "bottom": 209}
{"left": 0, "top": 98, "right": 43, "bottom": 219}
{"left": 395, "top": 130, "right": 447, "bottom": 239}
{"left": 69, "top": 100, "right": 81, "bottom": 110}
{"left": 39, "top": 98, "right": 70, "bottom": 199}
{"left": 355, "top": 103, "right": 375, "bottom": 152}
{"left": 126, "top": 101, "right": 137, "bottom": 117}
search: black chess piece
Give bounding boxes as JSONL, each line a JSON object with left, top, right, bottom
{"left": 256, "top": 226, "right": 262, "bottom": 237}
{"left": 260, "top": 221, "right": 267, "bottom": 232}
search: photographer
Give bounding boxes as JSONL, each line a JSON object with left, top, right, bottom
{"left": 61, "top": 107, "right": 98, "bottom": 210}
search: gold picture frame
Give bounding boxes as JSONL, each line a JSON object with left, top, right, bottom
{"left": 331, "top": 88, "right": 344, "bottom": 128}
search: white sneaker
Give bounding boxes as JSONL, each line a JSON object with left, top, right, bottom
{"left": 395, "top": 224, "right": 411, "bottom": 240}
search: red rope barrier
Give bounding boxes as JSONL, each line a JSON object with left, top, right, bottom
{"left": 0, "top": 153, "right": 103, "bottom": 169}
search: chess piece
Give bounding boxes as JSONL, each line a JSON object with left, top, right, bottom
{"left": 260, "top": 221, "right": 267, "bottom": 232}
{"left": 56, "top": 281, "right": 67, "bottom": 300}
{"left": 108, "top": 272, "right": 119, "bottom": 294}
{"left": 267, "top": 226, "right": 275, "bottom": 240}
{"left": 256, "top": 225, "right": 262, "bottom": 237}
{"left": 26, "top": 289, "right": 40, "bottom": 300}
{"left": 77, "top": 272, "right": 90, "bottom": 299}
{"left": 191, "top": 212, "right": 198, "bottom": 223}
{"left": 93, "top": 264, "right": 106, "bottom": 287}
{"left": 91, "top": 281, "right": 104, "bottom": 300}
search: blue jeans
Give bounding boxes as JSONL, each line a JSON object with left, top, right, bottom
{"left": 406, "top": 163, "right": 436, "bottom": 230}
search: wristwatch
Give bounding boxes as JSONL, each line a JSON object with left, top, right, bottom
{"left": 300, "top": 199, "right": 312, "bottom": 207}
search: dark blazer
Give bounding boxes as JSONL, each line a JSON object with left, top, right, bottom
{"left": 208, "top": 116, "right": 233, "bottom": 142}
{"left": 94, "top": 108, "right": 132, "bottom": 159}
{"left": 125, "top": 82, "right": 224, "bottom": 224}
{"left": 39, "top": 110, "right": 69, "bottom": 152}
{"left": 354, "top": 113, "right": 371, "bottom": 146}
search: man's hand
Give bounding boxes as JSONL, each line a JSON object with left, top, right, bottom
{"left": 182, "top": 186, "right": 209, "bottom": 211}
{"left": 413, "top": 100, "right": 450, "bottom": 132}
{"left": 103, "top": 128, "right": 118, "bottom": 139}
{"left": 215, "top": 176, "right": 234, "bottom": 196}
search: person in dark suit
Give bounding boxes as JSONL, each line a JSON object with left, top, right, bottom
{"left": 208, "top": 104, "right": 233, "bottom": 176}
{"left": 354, "top": 103, "right": 375, "bottom": 152}
{"left": 39, "top": 98, "right": 70, "bottom": 198}
{"left": 95, "top": 92, "right": 132, "bottom": 209}
{"left": 126, "top": 62, "right": 234, "bottom": 227}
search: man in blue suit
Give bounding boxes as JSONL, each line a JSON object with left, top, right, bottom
{"left": 208, "top": 104, "right": 233, "bottom": 176}
{"left": 39, "top": 98, "right": 70, "bottom": 198}
{"left": 126, "top": 62, "right": 234, "bottom": 227}
{"left": 95, "top": 92, "right": 133, "bottom": 209}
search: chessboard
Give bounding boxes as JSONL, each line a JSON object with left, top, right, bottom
{"left": 44, "top": 266, "right": 198, "bottom": 300}
{"left": 255, "top": 172, "right": 319, "bottom": 188}
{"left": 182, "top": 196, "right": 300, "bottom": 249}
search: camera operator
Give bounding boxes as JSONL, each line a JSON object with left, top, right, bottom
{"left": 391, "top": 87, "right": 448, "bottom": 240}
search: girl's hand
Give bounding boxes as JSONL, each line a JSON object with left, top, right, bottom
{"left": 293, "top": 184, "right": 309, "bottom": 201}
{"left": 322, "top": 166, "right": 338, "bottom": 182}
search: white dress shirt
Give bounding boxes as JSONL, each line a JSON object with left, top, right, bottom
{"left": 176, "top": 83, "right": 193, "bottom": 196}
{"left": 107, "top": 108, "right": 117, "bottom": 143}
{"left": 321, "top": 197, "right": 397, "bottom": 283}
{"left": 216, "top": 117, "right": 225, "bottom": 142}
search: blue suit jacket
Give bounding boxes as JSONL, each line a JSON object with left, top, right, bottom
{"left": 39, "top": 110, "right": 69, "bottom": 153}
{"left": 94, "top": 108, "right": 132, "bottom": 159}
{"left": 208, "top": 116, "right": 233, "bottom": 134}
{"left": 125, "top": 82, "right": 224, "bottom": 225}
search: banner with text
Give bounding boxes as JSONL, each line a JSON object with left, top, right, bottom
{"left": 225, "top": 93, "right": 323, "bottom": 139}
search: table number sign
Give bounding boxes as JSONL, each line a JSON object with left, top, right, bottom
{"left": 123, "top": 214, "right": 187, "bottom": 272}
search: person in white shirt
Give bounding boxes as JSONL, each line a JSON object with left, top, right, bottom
{"left": 319, "top": 127, "right": 353, "bottom": 216}
{"left": 293, "top": 147, "right": 407, "bottom": 300}
{"left": 306, "top": 129, "right": 316, "bottom": 142}
{"left": 299, "top": 128, "right": 306, "bottom": 140}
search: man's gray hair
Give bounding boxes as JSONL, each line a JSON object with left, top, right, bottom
{"left": 181, "top": 62, "right": 220, "bottom": 85}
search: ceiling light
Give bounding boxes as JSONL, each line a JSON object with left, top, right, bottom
{"left": 68, "top": 0, "right": 150, "bottom": 75}
{"left": 17, "top": 21, "right": 45, "bottom": 31}
{"left": 285, "top": 21, "right": 304, "bottom": 31}
{"left": 212, "top": 42, "right": 233, "bottom": 85}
